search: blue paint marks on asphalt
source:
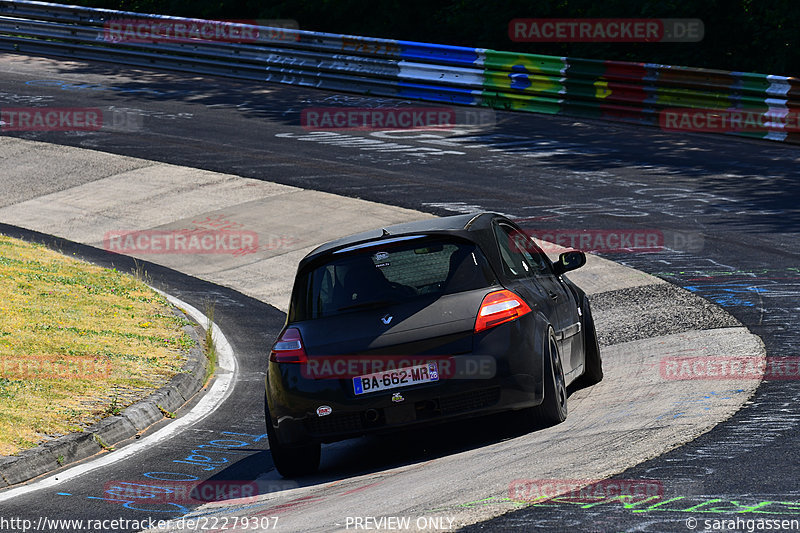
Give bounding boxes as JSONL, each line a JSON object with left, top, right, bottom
{"left": 657, "top": 390, "right": 745, "bottom": 420}
{"left": 82, "top": 430, "right": 270, "bottom": 516}
{"left": 683, "top": 282, "right": 768, "bottom": 307}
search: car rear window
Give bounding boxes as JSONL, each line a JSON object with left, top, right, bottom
{"left": 291, "top": 237, "right": 496, "bottom": 320}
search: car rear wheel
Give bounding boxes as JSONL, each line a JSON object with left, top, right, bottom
{"left": 576, "top": 297, "right": 603, "bottom": 387}
{"left": 265, "top": 396, "right": 320, "bottom": 477}
{"left": 530, "top": 328, "right": 568, "bottom": 425}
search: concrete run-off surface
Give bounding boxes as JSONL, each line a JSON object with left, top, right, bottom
{"left": 0, "top": 137, "right": 431, "bottom": 311}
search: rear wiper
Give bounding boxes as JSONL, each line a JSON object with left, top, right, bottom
{"left": 337, "top": 299, "right": 396, "bottom": 312}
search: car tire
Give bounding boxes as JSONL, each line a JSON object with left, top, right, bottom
{"left": 530, "top": 328, "right": 568, "bottom": 425}
{"left": 265, "top": 396, "right": 320, "bottom": 477}
{"left": 576, "top": 297, "right": 603, "bottom": 387}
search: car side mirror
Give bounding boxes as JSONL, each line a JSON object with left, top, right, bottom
{"left": 553, "top": 251, "right": 586, "bottom": 275}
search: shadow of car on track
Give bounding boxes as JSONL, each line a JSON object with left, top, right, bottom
{"left": 317, "top": 383, "right": 589, "bottom": 478}
{"left": 195, "top": 381, "right": 587, "bottom": 506}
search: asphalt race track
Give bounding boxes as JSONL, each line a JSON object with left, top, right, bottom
{"left": 0, "top": 53, "right": 799, "bottom": 532}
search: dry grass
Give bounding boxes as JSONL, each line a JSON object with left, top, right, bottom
{"left": 0, "top": 234, "right": 194, "bottom": 455}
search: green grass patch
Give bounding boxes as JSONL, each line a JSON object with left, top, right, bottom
{"left": 203, "top": 300, "right": 218, "bottom": 385}
{"left": 0, "top": 234, "right": 196, "bottom": 456}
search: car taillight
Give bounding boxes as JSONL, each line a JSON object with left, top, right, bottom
{"left": 269, "top": 327, "right": 307, "bottom": 363}
{"left": 474, "top": 289, "right": 532, "bottom": 333}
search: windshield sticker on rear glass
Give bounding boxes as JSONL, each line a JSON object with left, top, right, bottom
{"left": 375, "top": 261, "right": 390, "bottom": 268}
{"left": 374, "top": 251, "right": 389, "bottom": 261}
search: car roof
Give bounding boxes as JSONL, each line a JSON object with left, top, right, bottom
{"left": 300, "top": 212, "right": 500, "bottom": 267}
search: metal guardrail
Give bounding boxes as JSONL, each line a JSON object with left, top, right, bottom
{"left": 1, "top": 0, "right": 798, "bottom": 144}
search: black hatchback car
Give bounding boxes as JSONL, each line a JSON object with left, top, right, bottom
{"left": 265, "top": 212, "right": 602, "bottom": 476}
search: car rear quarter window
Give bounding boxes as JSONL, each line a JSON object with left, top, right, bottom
{"left": 494, "top": 222, "right": 551, "bottom": 279}
{"left": 292, "top": 237, "right": 496, "bottom": 320}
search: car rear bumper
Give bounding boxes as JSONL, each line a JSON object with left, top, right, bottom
{"left": 267, "top": 373, "right": 542, "bottom": 444}
{"left": 266, "top": 314, "right": 547, "bottom": 445}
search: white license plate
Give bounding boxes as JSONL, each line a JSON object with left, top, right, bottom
{"left": 352, "top": 363, "right": 439, "bottom": 395}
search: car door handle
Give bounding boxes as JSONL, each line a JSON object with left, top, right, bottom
{"left": 548, "top": 291, "right": 558, "bottom": 300}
